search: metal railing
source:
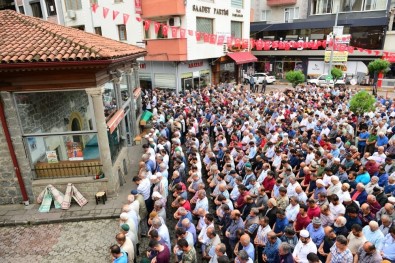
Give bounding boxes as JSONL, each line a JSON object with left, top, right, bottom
{"left": 33, "top": 162, "right": 103, "bottom": 179}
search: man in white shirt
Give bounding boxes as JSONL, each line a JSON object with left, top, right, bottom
{"left": 285, "top": 197, "right": 300, "bottom": 223}
{"left": 193, "top": 190, "right": 209, "bottom": 215}
{"left": 292, "top": 230, "right": 317, "bottom": 263}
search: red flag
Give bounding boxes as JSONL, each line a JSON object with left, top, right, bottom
{"left": 234, "top": 38, "right": 241, "bottom": 48}
{"left": 289, "top": 41, "right": 295, "bottom": 48}
{"left": 227, "top": 37, "right": 233, "bottom": 48}
{"left": 255, "top": 39, "right": 263, "bottom": 51}
{"left": 263, "top": 41, "right": 270, "bottom": 51}
{"left": 374, "top": 50, "right": 380, "bottom": 56}
{"left": 123, "top": 13, "right": 130, "bottom": 24}
{"left": 162, "top": 24, "right": 169, "bottom": 37}
{"left": 180, "top": 28, "right": 186, "bottom": 38}
{"left": 250, "top": 39, "right": 255, "bottom": 49}
{"left": 217, "top": 35, "right": 225, "bottom": 45}
{"left": 113, "top": 10, "right": 119, "bottom": 20}
{"left": 203, "top": 33, "right": 209, "bottom": 43}
{"left": 321, "top": 40, "right": 327, "bottom": 48}
{"left": 383, "top": 52, "right": 389, "bottom": 56}
{"left": 348, "top": 46, "right": 354, "bottom": 54}
{"left": 210, "top": 34, "right": 217, "bottom": 44}
{"left": 284, "top": 42, "right": 291, "bottom": 50}
{"left": 188, "top": 30, "right": 194, "bottom": 36}
{"left": 154, "top": 22, "right": 161, "bottom": 34}
{"left": 312, "top": 41, "right": 319, "bottom": 50}
{"left": 241, "top": 39, "right": 249, "bottom": 49}
{"left": 278, "top": 41, "right": 285, "bottom": 50}
{"left": 357, "top": 47, "right": 363, "bottom": 52}
{"left": 272, "top": 41, "right": 279, "bottom": 49}
{"left": 103, "top": 7, "right": 110, "bottom": 19}
{"left": 144, "top": 20, "right": 151, "bottom": 31}
{"left": 171, "top": 27, "right": 178, "bottom": 38}
{"left": 196, "top": 32, "right": 201, "bottom": 41}
{"left": 366, "top": 49, "right": 372, "bottom": 54}
{"left": 136, "top": 16, "right": 142, "bottom": 22}
{"left": 92, "top": 3, "right": 99, "bottom": 13}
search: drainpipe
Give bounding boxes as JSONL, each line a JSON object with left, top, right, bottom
{"left": 0, "top": 98, "right": 29, "bottom": 205}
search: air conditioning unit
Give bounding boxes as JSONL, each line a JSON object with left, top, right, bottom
{"left": 67, "top": 10, "right": 76, "bottom": 20}
{"left": 168, "top": 16, "right": 181, "bottom": 27}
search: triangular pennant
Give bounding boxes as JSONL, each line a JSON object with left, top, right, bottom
{"left": 123, "top": 13, "right": 130, "bottom": 24}
{"left": 217, "top": 35, "right": 225, "bottom": 45}
{"left": 188, "top": 30, "right": 194, "bottom": 36}
{"left": 136, "top": 16, "right": 142, "bottom": 22}
{"left": 180, "top": 28, "right": 186, "bottom": 38}
{"left": 154, "top": 22, "right": 161, "bottom": 34}
{"left": 113, "top": 10, "right": 119, "bottom": 20}
{"left": 210, "top": 34, "right": 217, "bottom": 44}
{"left": 162, "top": 24, "right": 169, "bottom": 37}
{"left": 374, "top": 50, "right": 380, "bottom": 56}
{"left": 196, "top": 32, "right": 201, "bottom": 41}
{"left": 92, "top": 3, "right": 99, "bottom": 13}
{"left": 171, "top": 26, "right": 178, "bottom": 38}
{"left": 103, "top": 7, "right": 110, "bottom": 19}
{"left": 144, "top": 20, "right": 151, "bottom": 31}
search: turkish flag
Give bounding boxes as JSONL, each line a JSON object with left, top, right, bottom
{"left": 227, "top": 37, "right": 233, "bottom": 48}
{"left": 180, "top": 28, "right": 186, "bottom": 38}
{"left": 136, "top": 16, "right": 142, "bottom": 22}
{"left": 348, "top": 46, "right": 354, "bottom": 54}
{"left": 263, "top": 41, "right": 270, "bottom": 51}
{"left": 210, "top": 34, "right": 217, "bottom": 44}
{"left": 171, "top": 27, "right": 178, "bottom": 38}
{"left": 162, "top": 24, "right": 169, "bottom": 37}
{"left": 234, "top": 38, "right": 241, "bottom": 48}
{"left": 217, "top": 35, "right": 225, "bottom": 45}
{"left": 144, "top": 20, "right": 151, "bottom": 31}
{"left": 188, "top": 30, "right": 194, "bottom": 36}
{"left": 92, "top": 3, "right": 99, "bottom": 13}
{"left": 154, "top": 22, "right": 161, "bottom": 34}
{"left": 203, "top": 33, "right": 210, "bottom": 43}
{"left": 256, "top": 39, "right": 263, "bottom": 51}
{"left": 113, "top": 10, "right": 119, "bottom": 20}
{"left": 241, "top": 39, "right": 248, "bottom": 49}
{"left": 321, "top": 40, "right": 327, "bottom": 48}
{"left": 250, "top": 38, "right": 255, "bottom": 49}
{"left": 123, "top": 13, "right": 130, "bottom": 24}
{"left": 272, "top": 41, "right": 279, "bottom": 49}
{"left": 196, "top": 32, "right": 201, "bottom": 41}
{"left": 278, "top": 41, "right": 285, "bottom": 50}
{"left": 103, "top": 7, "right": 110, "bottom": 19}
{"left": 285, "top": 42, "right": 291, "bottom": 50}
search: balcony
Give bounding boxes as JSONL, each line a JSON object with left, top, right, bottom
{"left": 145, "top": 38, "right": 187, "bottom": 61}
{"left": 141, "top": 0, "right": 185, "bottom": 19}
{"left": 267, "top": 0, "right": 297, "bottom": 7}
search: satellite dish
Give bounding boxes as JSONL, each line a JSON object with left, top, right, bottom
{"left": 350, "top": 79, "right": 357, "bottom": 86}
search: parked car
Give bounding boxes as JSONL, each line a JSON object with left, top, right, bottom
{"left": 307, "top": 74, "right": 346, "bottom": 87}
{"left": 243, "top": 73, "right": 276, "bottom": 84}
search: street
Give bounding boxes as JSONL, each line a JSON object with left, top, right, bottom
{"left": 0, "top": 219, "right": 119, "bottom": 263}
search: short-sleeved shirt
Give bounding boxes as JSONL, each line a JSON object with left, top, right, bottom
{"left": 182, "top": 247, "right": 197, "bottom": 263}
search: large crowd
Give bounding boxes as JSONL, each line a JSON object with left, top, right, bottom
{"left": 109, "top": 83, "right": 395, "bottom": 263}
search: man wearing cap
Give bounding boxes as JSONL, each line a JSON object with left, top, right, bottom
{"left": 292, "top": 229, "right": 317, "bottom": 263}
{"left": 306, "top": 217, "right": 325, "bottom": 247}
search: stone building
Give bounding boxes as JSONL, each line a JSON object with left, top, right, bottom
{"left": 0, "top": 10, "right": 146, "bottom": 205}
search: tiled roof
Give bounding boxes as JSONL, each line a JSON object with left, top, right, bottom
{"left": 0, "top": 10, "right": 146, "bottom": 64}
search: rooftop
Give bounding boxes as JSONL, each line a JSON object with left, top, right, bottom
{"left": 0, "top": 10, "right": 146, "bottom": 64}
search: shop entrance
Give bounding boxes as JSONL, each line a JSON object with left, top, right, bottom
{"left": 183, "top": 78, "right": 193, "bottom": 91}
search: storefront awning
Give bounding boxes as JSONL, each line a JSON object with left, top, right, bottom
{"left": 227, "top": 52, "right": 258, "bottom": 65}
{"left": 107, "top": 109, "right": 125, "bottom": 134}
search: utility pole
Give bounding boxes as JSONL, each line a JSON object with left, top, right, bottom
{"left": 327, "top": 9, "right": 339, "bottom": 80}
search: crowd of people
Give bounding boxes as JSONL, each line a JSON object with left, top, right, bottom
{"left": 110, "top": 83, "right": 395, "bottom": 263}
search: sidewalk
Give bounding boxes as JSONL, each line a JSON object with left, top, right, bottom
{"left": 0, "top": 146, "right": 142, "bottom": 227}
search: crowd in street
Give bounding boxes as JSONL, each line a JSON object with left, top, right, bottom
{"left": 110, "top": 83, "right": 395, "bottom": 263}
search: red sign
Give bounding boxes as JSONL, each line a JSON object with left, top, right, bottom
{"left": 135, "top": 0, "right": 142, "bottom": 14}
{"left": 107, "top": 110, "right": 125, "bottom": 134}
{"left": 139, "top": 63, "right": 146, "bottom": 69}
{"left": 188, "top": 61, "right": 203, "bottom": 68}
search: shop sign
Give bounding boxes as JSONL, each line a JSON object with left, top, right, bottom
{"left": 324, "top": 51, "right": 348, "bottom": 63}
{"left": 188, "top": 61, "right": 203, "bottom": 68}
{"left": 192, "top": 5, "right": 229, "bottom": 16}
{"left": 200, "top": 69, "right": 210, "bottom": 75}
{"left": 107, "top": 109, "right": 125, "bottom": 134}
{"left": 181, "top": 72, "right": 193, "bottom": 78}
{"left": 335, "top": 34, "right": 351, "bottom": 44}
{"left": 232, "top": 9, "right": 243, "bottom": 18}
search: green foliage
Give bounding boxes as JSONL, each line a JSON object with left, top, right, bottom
{"left": 331, "top": 68, "right": 343, "bottom": 82}
{"left": 368, "top": 59, "right": 390, "bottom": 74}
{"left": 285, "top": 70, "right": 305, "bottom": 88}
{"left": 349, "top": 91, "right": 376, "bottom": 116}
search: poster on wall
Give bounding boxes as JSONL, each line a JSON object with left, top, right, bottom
{"left": 46, "top": 151, "right": 59, "bottom": 163}
{"left": 66, "top": 142, "right": 84, "bottom": 161}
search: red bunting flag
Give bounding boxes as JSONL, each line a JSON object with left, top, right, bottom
{"left": 348, "top": 46, "right": 354, "bottom": 54}
{"left": 278, "top": 41, "right": 285, "bottom": 50}
{"left": 263, "top": 41, "right": 271, "bottom": 51}
{"left": 203, "top": 33, "right": 210, "bottom": 43}
{"left": 180, "top": 28, "right": 186, "bottom": 38}
{"left": 250, "top": 39, "right": 255, "bottom": 49}
{"left": 227, "top": 37, "right": 233, "bottom": 48}
{"left": 284, "top": 42, "right": 290, "bottom": 50}
{"left": 196, "top": 32, "right": 201, "bottom": 41}
{"left": 171, "top": 27, "right": 178, "bottom": 38}
{"left": 136, "top": 16, "right": 142, "bottom": 22}
{"left": 123, "top": 13, "right": 130, "bottom": 24}
{"left": 154, "top": 22, "right": 161, "bottom": 34}
{"left": 357, "top": 48, "right": 363, "bottom": 52}
{"left": 234, "top": 38, "right": 241, "bottom": 48}
{"left": 162, "top": 24, "right": 169, "bottom": 37}
{"left": 188, "top": 30, "right": 194, "bottom": 36}
{"left": 92, "top": 3, "right": 99, "bottom": 13}
{"left": 113, "top": 10, "right": 119, "bottom": 20}
{"left": 374, "top": 50, "right": 380, "bottom": 56}
{"left": 210, "top": 34, "right": 217, "bottom": 44}
{"left": 241, "top": 39, "right": 249, "bottom": 49}
{"left": 255, "top": 39, "right": 263, "bottom": 51}
{"left": 103, "top": 7, "right": 110, "bottom": 19}
{"left": 272, "top": 41, "right": 279, "bottom": 49}
{"left": 144, "top": 20, "right": 151, "bottom": 31}
{"left": 321, "top": 40, "right": 327, "bottom": 48}
{"left": 217, "top": 35, "right": 225, "bottom": 45}
{"left": 366, "top": 49, "right": 372, "bottom": 54}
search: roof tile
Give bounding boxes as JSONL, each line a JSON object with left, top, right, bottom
{"left": 0, "top": 10, "right": 146, "bottom": 64}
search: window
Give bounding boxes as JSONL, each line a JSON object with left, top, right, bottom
{"left": 231, "top": 21, "right": 242, "bottom": 38}
{"left": 18, "top": 5, "right": 25, "bottom": 14}
{"left": 30, "top": 1, "right": 43, "bottom": 18}
{"left": 231, "top": 0, "right": 243, "bottom": 8}
{"left": 311, "top": 0, "right": 333, "bottom": 14}
{"left": 364, "top": 0, "right": 387, "bottom": 10}
{"left": 341, "top": 0, "right": 363, "bottom": 11}
{"left": 284, "top": 7, "right": 299, "bottom": 23}
{"left": 118, "top": 25, "right": 127, "bottom": 41}
{"left": 196, "top": 17, "right": 213, "bottom": 34}
{"left": 94, "top": 27, "right": 102, "bottom": 35}
{"left": 46, "top": 0, "right": 57, "bottom": 16}
{"left": 65, "top": 0, "right": 82, "bottom": 10}
{"left": 261, "top": 10, "right": 271, "bottom": 21}
{"left": 73, "top": 25, "right": 85, "bottom": 31}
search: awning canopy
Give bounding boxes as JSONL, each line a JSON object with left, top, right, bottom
{"left": 227, "top": 52, "right": 258, "bottom": 65}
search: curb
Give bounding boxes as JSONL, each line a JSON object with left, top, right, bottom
{"left": 0, "top": 214, "right": 119, "bottom": 227}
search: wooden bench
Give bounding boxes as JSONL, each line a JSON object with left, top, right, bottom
{"left": 34, "top": 159, "right": 102, "bottom": 178}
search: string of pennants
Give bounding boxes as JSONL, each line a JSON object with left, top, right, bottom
{"left": 91, "top": 4, "right": 383, "bottom": 55}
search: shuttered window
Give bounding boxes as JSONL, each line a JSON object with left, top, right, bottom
{"left": 196, "top": 17, "right": 213, "bottom": 34}
{"left": 154, "top": 74, "right": 176, "bottom": 89}
{"left": 231, "top": 0, "right": 243, "bottom": 8}
{"left": 231, "top": 21, "right": 242, "bottom": 39}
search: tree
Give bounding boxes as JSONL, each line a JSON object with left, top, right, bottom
{"left": 368, "top": 59, "right": 390, "bottom": 96}
{"left": 285, "top": 70, "right": 305, "bottom": 88}
{"left": 331, "top": 67, "right": 343, "bottom": 83}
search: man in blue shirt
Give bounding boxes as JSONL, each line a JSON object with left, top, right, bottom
{"left": 273, "top": 209, "right": 289, "bottom": 237}
{"left": 263, "top": 231, "right": 282, "bottom": 263}
{"left": 382, "top": 225, "right": 395, "bottom": 262}
{"left": 376, "top": 132, "right": 389, "bottom": 147}
{"left": 358, "top": 127, "right": 370, "bottom": 153}
{"left": 306, "top": 217, "right": 325, "bottom": 247}
{"left": 345, "top": 207, "right": 362, "bottom": 232}
{"left": 110, "top": 245, "right": 128, "bottom": 263}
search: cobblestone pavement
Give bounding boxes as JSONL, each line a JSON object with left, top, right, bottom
{"left": 0, "top": 219, "right": 119, "bottom": 263}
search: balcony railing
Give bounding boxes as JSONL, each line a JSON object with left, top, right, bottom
{"left": 141, "top": 0, "right": 185, "bottom": 18}
{"left": 267, "top": 0, "right": 297, "bottom": 7}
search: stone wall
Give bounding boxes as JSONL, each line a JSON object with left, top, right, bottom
{"left": 0, "top": 92, "right": 34, "bottom": 204}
